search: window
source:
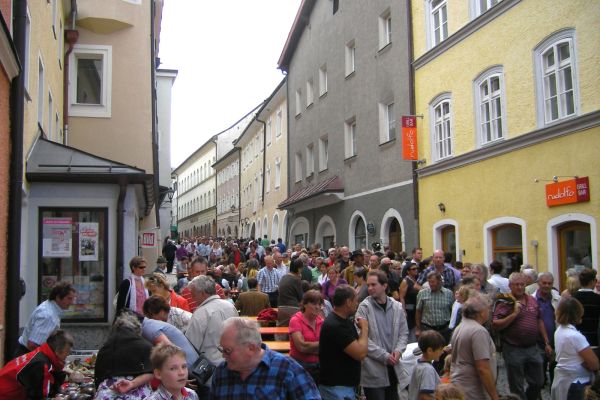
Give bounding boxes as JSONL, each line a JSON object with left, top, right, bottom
{"left": 295, "top": 153, "right": 303, "bottom": 183}
{"left": 354, "top": 218, "right": 367, "bottom": 250}
{"left": 69, "top": 44, "right": 112, "bottom": 118}
{"left": 295, "top": 89, "right": 302, "bottom": 116}
{"left": 492, "top": 224, "right": 523, "bottom": 273}
{"left": 473, "top": 0, "right": 501, "bottom": 17}
{"left": 51, "top": 0, "right": 58, "bottom": 38}
{"left": 475, "top": 68, "right": 506, "bottom": 146}
{"left": 430, "top": 95, "right": 453, "bottom": 161}
{"left": 55, "top": 113, "right": 60, "bottom": 142}
{"left": 379, "top": 101, "right": 396, "bottom": 143}
{"left": 429, "top": 0, "right": 448, "bottom": 47}
{"left": 48, "top": 91, "right": 53, "bottom": 139}
{"left": 58, "top": 19, "right": 63, "bottom": 69}
{"left": 275, "top": 158, "right": 281, "bottom": 188}
{"left": 333, "top": 0, "right": 339, "bottom": 14}
{"left": 276, "top": 108, "right": 283, "bottom": 137}
{"left": 345, "top": 40, "right": 356, "bottom": 76}
{"left": 266, "top": 117, "right": 272, "bottom": 146}
{"left": 535, "top": 30, "right": 578, "bottom": 126}
{"left": 379, "top": 10, "right": 392, "bottom": 49}
{"left": 38, "top": 57, "right": 45, "bottom": 127}
{"left": 344, "top": 118, "right": 357, "bottom": 158}
{"left": 306, "top": 144, "right": 314, "bottom": 176}
{"left": 319, "top": 136, "right": 328, "bottom": 172}
{"left": 266, "top": 165, "right": 271, "bottom": 193}
{"left": 319, "top": 64, "right": 328, "bottom": 96}
{"left": 306, "top": 79, "right": 314, "bottom": 107}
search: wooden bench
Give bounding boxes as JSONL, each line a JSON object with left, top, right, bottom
{"left": 259, "top": 326, "right": 289, "bottom": 335}
{"left": 263, "top": 340, "right": 290, "bottom": 353}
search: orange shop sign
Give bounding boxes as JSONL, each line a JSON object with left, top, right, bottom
{"left": 401, "top": 116, "right": 418, "bottom": 160}
{"left": 545, "top": 177, "right": 590, "bottom": 207}
{"left": 141, "top": 232, "right": 156, "bottom": 248}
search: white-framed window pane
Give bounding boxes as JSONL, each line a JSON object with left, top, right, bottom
{"left": 541, "top": 40, "right": 576, "bottom": 123}
{"left": 76, "top": 56, "right": 103, "bottom": 104}
{"left": 306, "top": 145, "right": 314, "bottom": 175}
{"left": 295, "top": 153, "right": 302, "bottom": 182}
{"left": 295, "top": 89, "right": 302, "bottom": 116}
{"left": 306, "top": 80, "right": 314, "bottom": 107}
{"left": 276, "top": 109, "right": 283, "bottom": 137}
{"left": 433, "top": 100, "right": 452, "bottom": 160}
{"left": 345, "top": 41, "right": 356, "bottom": 76}
{"left": 387, "top": 102, "right": 396, "bottom": 141}
{"left": 319, "top": 137, "right": 328, "bottom": 171}
{"left": 351, "top": 122, "right": 357, "bottom": 156}
{"left": 319, "top": 65, "right": 328, "bottom": 96}
{"left": 275, "top": 159, "right": 281, "bottom": 188}
{"left": 431, "top": 0, "right": 448, "bottom": 46}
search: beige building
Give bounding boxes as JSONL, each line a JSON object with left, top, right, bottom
{"left": 238, "top": 79, "right": 288, "bottom": 242}
{"left": 215, "top": 148, "right": 240, "bottom": 238}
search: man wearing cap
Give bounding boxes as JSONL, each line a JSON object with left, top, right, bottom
{"left": 343, "top": 250, "right": 364, "bottom": 288}
{"left": 154, "top": 256, "right": 168, "bottom": 275}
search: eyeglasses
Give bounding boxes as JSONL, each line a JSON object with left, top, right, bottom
{"left": 216, "top": 345, "right": 234, "bottom": 356}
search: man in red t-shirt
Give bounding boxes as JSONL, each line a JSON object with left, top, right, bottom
{"left": 181, "top": 258, "right": 225, "bottom": 312}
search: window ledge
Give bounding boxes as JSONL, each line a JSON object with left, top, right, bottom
{"left": 414, "top": 0, "right": 521, "bottom": 70}
{"left": 306, "top": 103, "right": 314, "bottom": 110}
{"left": 345, "top": 71, "right": 356, "bottom": 80}
{"left": 344, "top": 155, "right": 358, "bottom": 163}
{"left": 379, "top": 137, "right": 396, "bottom": 147}
{"left": 378, "top": 42, "right": 392, "bottom": 55}
{"left": 319, "top": 91, "right": 328, "bottom": 99}
{"left": 319, "top": 167, "right": 328, "bottom": 174}
{"left": 295, "top": 113, "right": 302, "bottom": 120}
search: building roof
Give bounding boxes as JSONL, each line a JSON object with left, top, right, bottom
{"left": 278, "top": 175, "right": 344, "bottom": 209}
{"left": 277, "top": 0, "right": 316, "bottom": 72}
{"left": 26, "top": 136, "right": 155, "bottom": 215}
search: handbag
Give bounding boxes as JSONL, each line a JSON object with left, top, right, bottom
{"left": 190, "top": 354, "right": 215, "bottom": 385}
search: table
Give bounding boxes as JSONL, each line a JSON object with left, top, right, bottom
{"left": 259, "top": 326, "right": 289, "bottom": 335}
{"left": 263, "top": 340, "right": 290, "bottom": 353}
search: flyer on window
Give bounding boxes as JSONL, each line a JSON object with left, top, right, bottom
{"left": 42, "top": 217, "right": 73, "bottom": 258}
{"left": 79, "top": 222, "right": 99, "bottom": 261}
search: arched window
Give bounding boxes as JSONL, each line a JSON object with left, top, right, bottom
{"left": 354, "top": 218, "right": 367, "bottom": 250}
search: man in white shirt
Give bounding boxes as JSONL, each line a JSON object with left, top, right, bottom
{"left": 487, "top": 260, "right": 510, "bottom": 293}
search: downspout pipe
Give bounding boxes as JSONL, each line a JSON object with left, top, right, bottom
{"left": 116, "top": 179, "right": 127, "bottom": 287}
{"left": 62, "top": 0, "right": 78, "bottom": 146}
{"left": 256, "top": 116, "right": 267, "bottom": 206}
{"left": 150, "top": 0, "right": 160, "bottom": 230}
{"left": 6, "top": 0, "right": 27, "bottom": 359}
{"left": 406, "top": 0, "right": 420, "bottom": 246}
{"left": 236, "top": 147, "right": 241, "bottom": 237}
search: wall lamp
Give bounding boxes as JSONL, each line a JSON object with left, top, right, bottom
{"left": 437, "top": 203, "right": 446, "bottom": 213}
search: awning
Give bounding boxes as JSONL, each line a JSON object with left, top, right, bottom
{"left": 278, "top": 175, "right": 344, "bottom": 213}
{"left": 26, "top": 137, "right": 155, "bottom": 216}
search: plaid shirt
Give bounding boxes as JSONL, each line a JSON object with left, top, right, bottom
{"left": 210, "top": 344, "right": 320, "bottom": 400}
{"left": 416, "top": 287, "right": 454, "bottom": 327}
{"left": 417, "top": 264, "right": 460, "bottom": 290}
{"left": 146, "top": 384, "right": 198, "bottom": 400}
{"left": 257, "top": 267, "right": 281, "bottom": 294}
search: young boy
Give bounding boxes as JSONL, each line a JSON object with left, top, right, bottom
{"left": 408, "top": 330, "right": 446, "bottom": 400}
{"left": 147, "top": 343, "right": 198, "bottom": 400}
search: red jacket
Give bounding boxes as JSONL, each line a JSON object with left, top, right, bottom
{"left": 0, "top": 343, "right": 66, "bottom": 399}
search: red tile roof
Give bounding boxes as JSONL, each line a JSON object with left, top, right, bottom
{"left": 278, "top": 176, "right": 344, "bottom": 209}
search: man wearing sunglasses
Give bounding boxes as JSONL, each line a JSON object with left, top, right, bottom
{"left": 210, "top": 317, "right": 320, "bottom": 400}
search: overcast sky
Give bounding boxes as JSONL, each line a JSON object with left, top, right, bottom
{"left": 159, "top": 0, "right": 302, "bottom": 167}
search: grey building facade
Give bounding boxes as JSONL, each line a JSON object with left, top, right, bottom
{"left": 278, "top": 0, "right": 417, "bottom": 252}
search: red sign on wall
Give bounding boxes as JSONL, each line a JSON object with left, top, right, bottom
{"left": 141, "top": 232, "right": 156, "bottom": 248}
{"left": 545, "top": 177, "right": 590, "bottom": 207}
{"left": 401, "top": 116, "right": 418, "bottom": 160}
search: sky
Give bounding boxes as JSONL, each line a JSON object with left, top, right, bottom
{"left": 158, "top": 0, "right": 303, "bottom": 167}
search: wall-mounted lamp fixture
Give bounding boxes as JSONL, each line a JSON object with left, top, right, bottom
{"left": 534, "top": 175, "right": 578, "bottom": 183}
{"left": 417, "top": 159, "right": 427, "bottom": 165}
{"left": 437, "top": 203, "right": 446, "bottom": 213}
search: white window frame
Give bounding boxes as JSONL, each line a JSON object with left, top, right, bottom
{"left": 24, "top": 8, "right": 31, "bottom": 96}
{"left": 266, "top": 117, "right": 272, "bottom": 146}
{"left": 295, "top": 88, "right": 302, "bottom": 116}
{"left": 69, "top": 44, "right": 112, "bottom": 118}
{"left": 474, "top": 66, "right": 507, "bottom": 147}
{"left": 318, "top": 136, "right": 328, "bottom": 172}
{"left": 470, "top": 0, "right": 501, "bottom": 18}
{"left": 534, "top": 29, "right": 579, "bottom": 127}
{"left": 48, "top": 89, "right": 53, "bottom": 140}
{"left": 51, "top": 0, "right": 58, "bottom": 38}
{"left": 378, "top": 101, "right": 396, "bottom": 143}
{"left": 345, "top": 40, "right": 356, "bottom": 77}
{"left": 55, "top": 112, "right": 60, "bottom": 142}
{"left": 378, "top": 9, "right": 392, "bottom": 49}
{"left": 58, "top": 19, "right": 63, "bottom": 69}
{"left": 266, "top": 165, "right": 271, "bottom": 193}
{"left": 306, "top": 79, "right": 314, "bottom": 107}
{"left": 429, "top": 93, "right": 453, "bottom": 162}
{"left": 37, "top": 56, "right": 45, "bottom": 127}
{"left": 276, "top": 107, "right": 283, "bottom": 138}
{"left": 275, "top": 158, "right": 281, "bottom": 189}
{"left": 344, "top": 117, "right": 357, "bottom": 158}
{"left": 306, "top": 144, "right": 314, "bottom": 176}
{"left": 426, "top": 0, "right": 448, "bottom": 48}
{"left": 295, "top": 152, "right": 303, "bottom": 183}
{"left": 319, "top": 64, "right": 328, "bottom": 96}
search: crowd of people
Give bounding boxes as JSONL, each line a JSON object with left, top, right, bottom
{"left": 2, "top": 234, "right": 600, "bottom": 400}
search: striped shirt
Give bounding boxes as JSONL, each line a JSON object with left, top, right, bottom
{"left": 416, "top": 287, "right": 454, "bottom": 327}
{"left": 18, "top": 300, "right": 63, "bottom": 347}
{"left": 210, "top": 345, "right": 320, "bottom": 400}
{"left": 257, "top": 267, "right": 281, "bottom": 294}
{"left": 493, "top": 294, "right": 540, "bottom": 347}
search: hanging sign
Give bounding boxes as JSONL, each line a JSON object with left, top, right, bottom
{"left": 401, "top": 116, "right": 418, "bottom": 160}
{"left": 141, "top": 232, "right": 157, "bottom": 248}
{"left": 545, "top": 177, "right": 590, "bottom": 207}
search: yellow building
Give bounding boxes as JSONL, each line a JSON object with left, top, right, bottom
{"left": 412, "top": 0, "right": 600, "bottom": 288}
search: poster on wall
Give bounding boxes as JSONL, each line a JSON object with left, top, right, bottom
{"left": 79, "top": 222, "right": 99, "bottom": 261}
{"left": 42, "top": 217, "right": 72, "bottom": 258}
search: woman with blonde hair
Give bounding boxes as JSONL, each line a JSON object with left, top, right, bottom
{"left": 145, "top": 273, "right": 190, "bottom": 312}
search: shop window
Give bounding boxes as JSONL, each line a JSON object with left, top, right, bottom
{"left": 492, "top": 223, "right": 522, "bottom": 275}
{"left": 354, "top": 218, "right": 367, "bottom": 250}
{"left": 441, "top": 225, "right": 456, "bottom": 263}
{"left": 39, "top": 208, "right": 108, "bottom": 322}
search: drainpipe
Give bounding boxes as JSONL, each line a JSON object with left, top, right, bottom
{"left": 116, "top": 179, "right": 127, "bottom": 286}
{"left": 406, "top": 0, "right": 420, "bottom": 246}
{"left": 236, "top": 147, "right": 241, "bottom": 237}
{"left": 256, "top": 116, "right": 267, "bottom": 205}
{"left": 62, "top": 0, "right": 78, "bottom": 145}
{"left": 150, "top": 0, "right": 160, "bottom": 232}
{"left": 6, "top": 0, "right": 27, "bottom": 360}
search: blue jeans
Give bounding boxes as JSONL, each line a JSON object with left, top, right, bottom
{"left": 319, "top": 384, "right": 356, "bottom": 400}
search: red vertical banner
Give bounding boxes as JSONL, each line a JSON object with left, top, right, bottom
{"left": 402, "top": 116, "right": 418, "bottom": 160}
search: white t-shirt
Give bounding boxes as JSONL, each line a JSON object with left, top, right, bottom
{"left": 555, "top": 324, "right": 592, "bottom": 382}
